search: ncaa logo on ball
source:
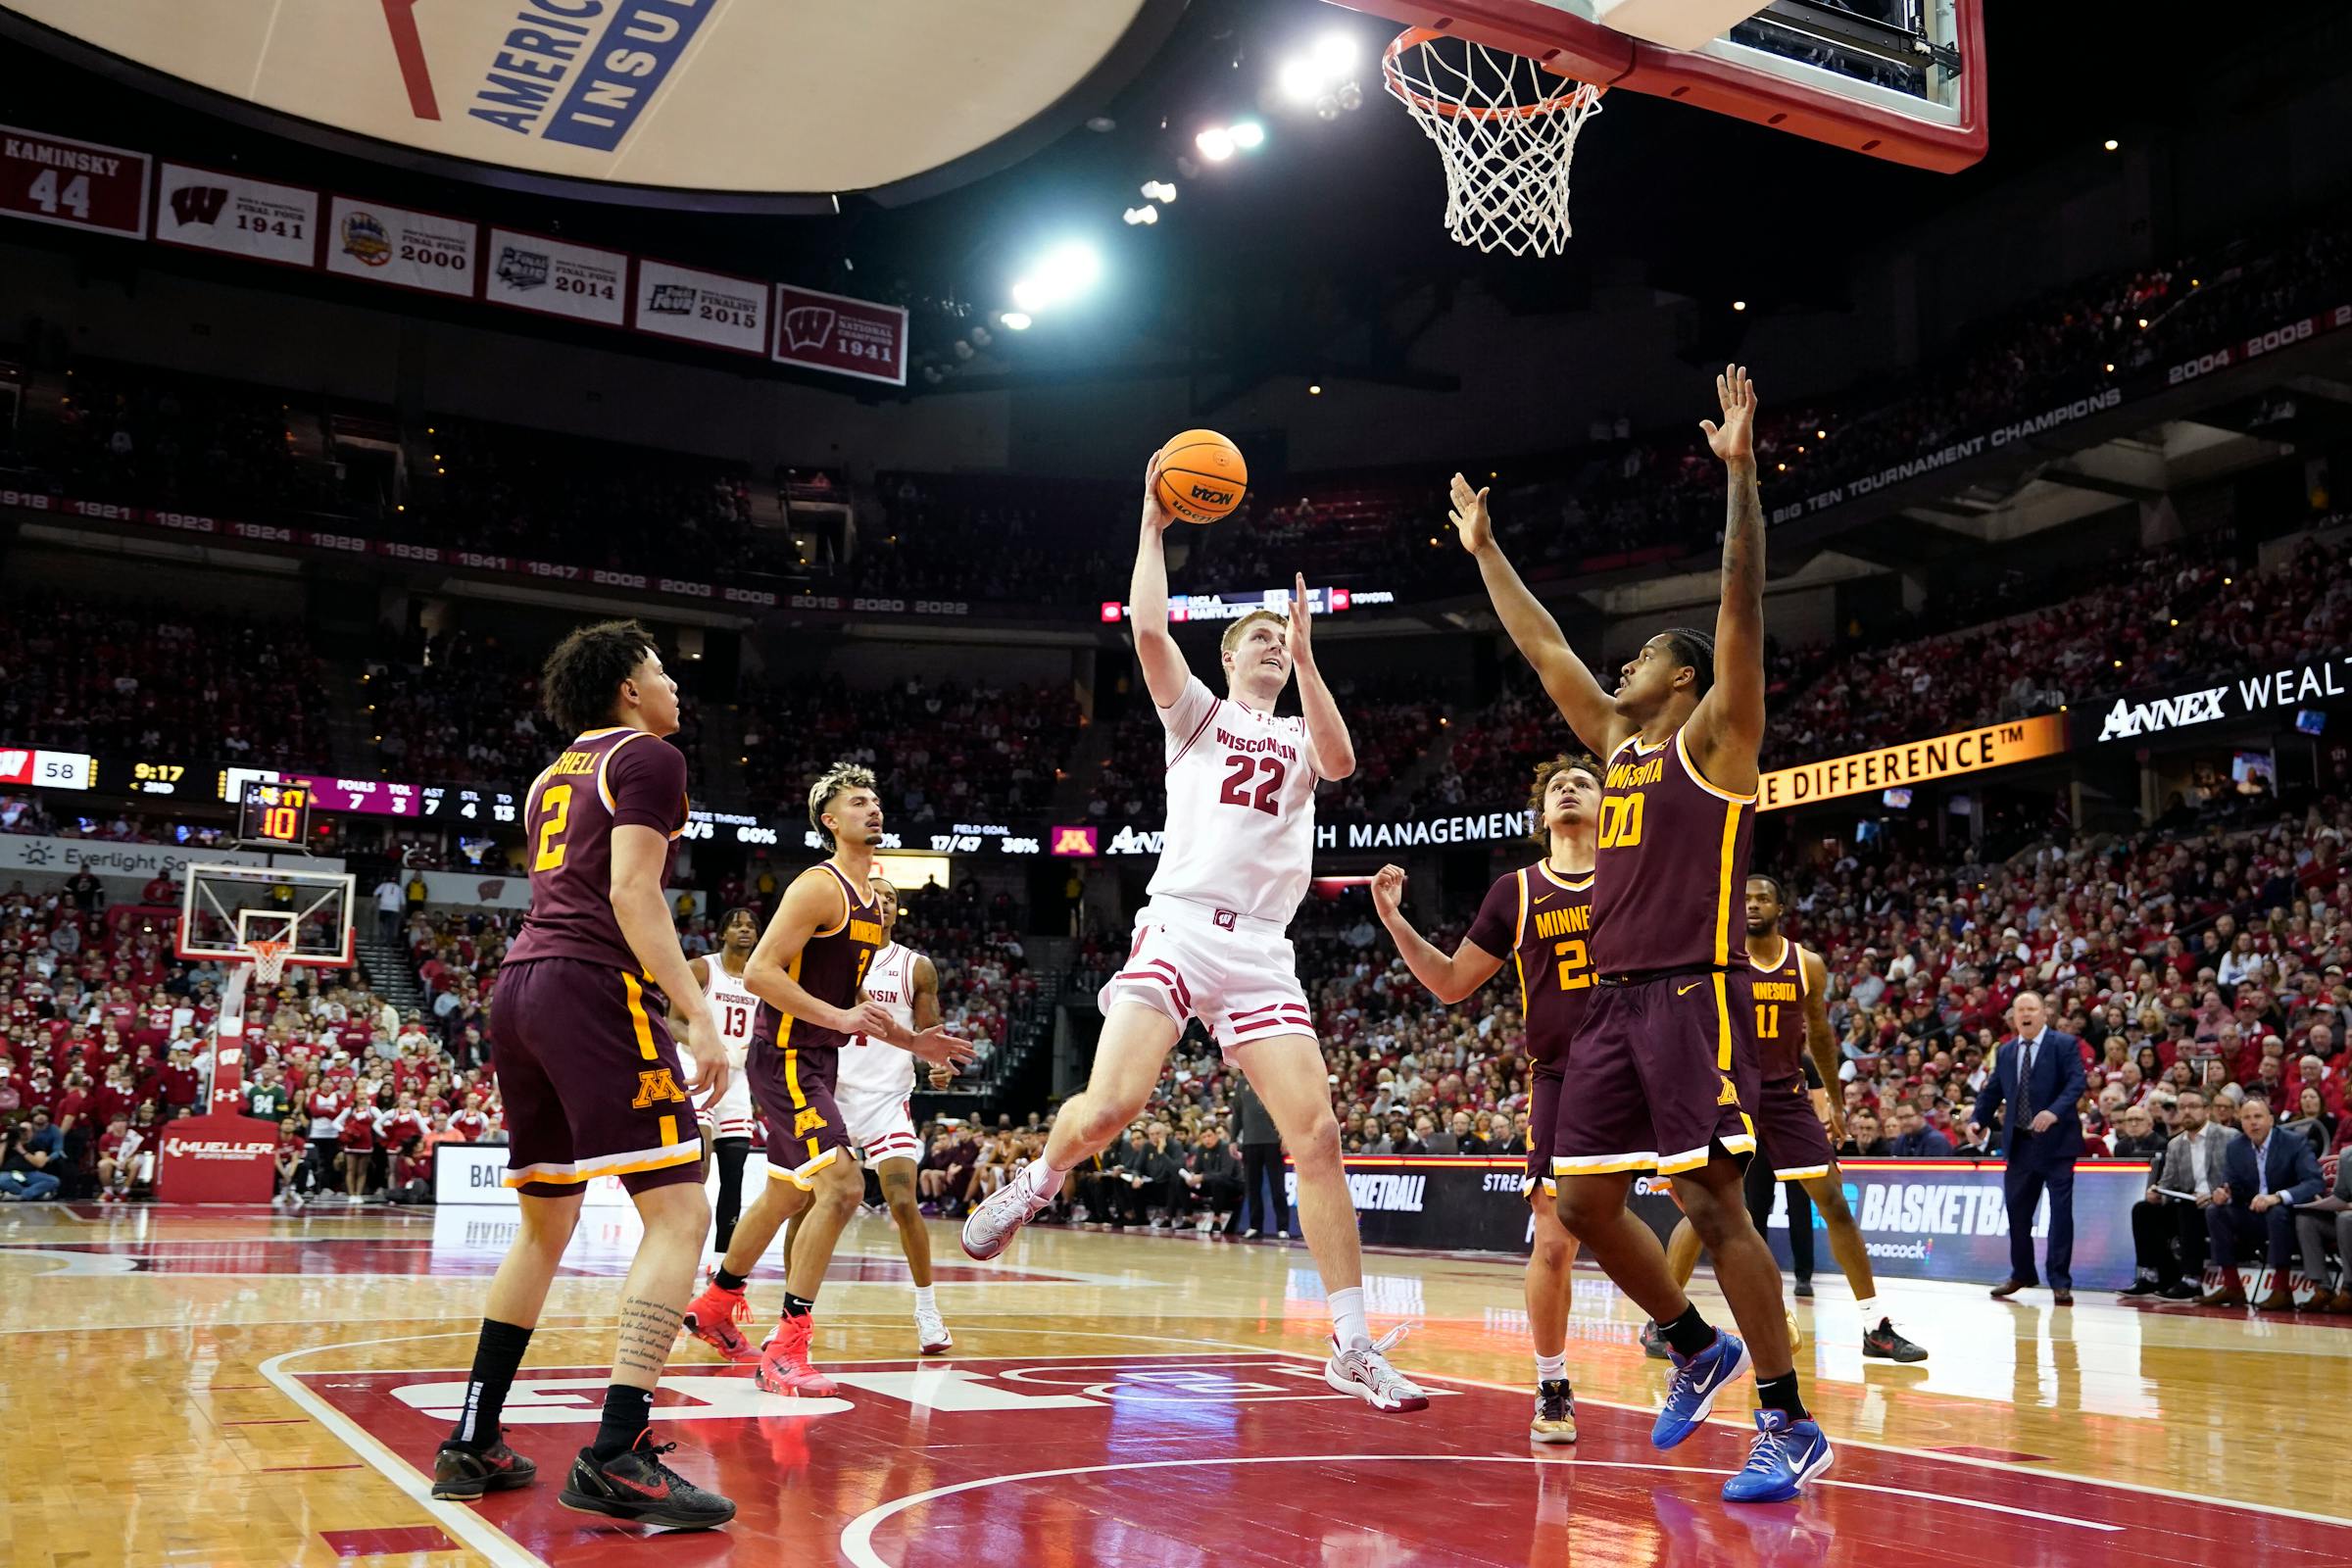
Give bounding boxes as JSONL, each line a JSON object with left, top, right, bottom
{"left": 341, "top": 212, "right": 392, "bottom": 268}
{"left": 1190, "top": 484, "right": 1236, "bottom": 507}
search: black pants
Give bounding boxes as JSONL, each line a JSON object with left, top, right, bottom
{"left": 1193, "top": 1174, "right": 1243, "bottom": 1214}
{"left": 2130, "top": 1198, "right": 2206, "bottom": 1283}
{"left": 710, "top": 1137, "right": 751, "bottom": 1252}
{"left": 1241, "top": 1142, "right": 1289, "bottom": 1237}
{"left": 303, "top": 1136, "right": 340, "bottom": 1195}
{"left": 1745, "top": 1155, "right": 1816, "bottom": 1282}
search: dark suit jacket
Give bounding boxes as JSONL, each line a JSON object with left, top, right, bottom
{"left": 1974, "top": 1029, "right": 2086, "bottom": 1166}
{"left": 2216, "top": 1130, "right": 2325, "bottom": 1210}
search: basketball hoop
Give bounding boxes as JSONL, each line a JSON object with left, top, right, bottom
{"left": 1381, "top": 28, "right": 1605, "bottom": 258}
{"left": 244, "top": 938, "right": 293, "bottom": 990}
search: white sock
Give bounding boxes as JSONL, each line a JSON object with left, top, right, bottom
{"left": 912, "top": 1285, "right": 937, "bottom": 1315}
{"left": 1535, "top": 1351, "right": 1567, "bottom": 1384}
{"left": 1026, "top": 1159, "right": 1066, "bottom": 1198}
{"left": 1855, "top": 1297, "right": 1880, "bottom": 1324}
{"left": 1329, "top": 1285, "right": 1369, "bottom": 1349}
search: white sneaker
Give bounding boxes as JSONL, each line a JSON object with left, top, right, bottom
{"left": 961, "top": 1163, "right": 1053, "bottom": 1259}
{"left": 916, "top": 1305, "right": 954, "bottom": 1355}
{"left": 1325, "top": 1325, "right": 1430, "bottom": 1412}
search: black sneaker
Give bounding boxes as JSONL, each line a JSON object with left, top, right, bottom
{"left": 558, "top": 1435, "right": 736, "bottom": 1531}
{"left": 2119, "top": 1277, "right": 2164, "bottom": 1298}
{"left": 1639, "top": 1319, "right": 1671, "bottom": 1360}
{"left": 431, "top": 1437, "right": 537, "bottom": 1500}
{"left": 1860, "top": 1317, "right": 1929, "bottom": 1363}
{"left": 1792, "top": 1280, "right": 1814, "bottom": 1300}
{"left": 2155, "top": 1280, "right": 2200, "bottom": 1301}
{"left": 1529, "top": 1378, "right": 1578, "bottom": 1445}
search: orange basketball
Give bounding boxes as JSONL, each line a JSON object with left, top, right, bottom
{"left": 1154, "top": 429, "right": 1248, "bottom": 524}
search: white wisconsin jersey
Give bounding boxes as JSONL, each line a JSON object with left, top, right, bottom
{"left": 1148, "top": 674, "right": 1317, "bottom": 925}
{"left": 840, "top": 942, "right": 918, "bottom": 1098}
{"left": 700, "top": 957, "right": 759, "bottom": 1067}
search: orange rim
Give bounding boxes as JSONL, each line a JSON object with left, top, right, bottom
{"left": 1381, "top": 26, "right": 1605, "bottom": 122}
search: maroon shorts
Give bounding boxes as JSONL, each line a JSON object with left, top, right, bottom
{"left": 747, "top": 1038, "right": 851, "bottom": 1189}
{"left": 489, "top": 958, "right": 703, "bottom": 1197}
{"left": 1753, "top": 1073, "right": 1838, "bottom": 1180}
{"left": 1526, "top": 1064, "right": 1563, "bottom": 1197}
{"left": 1553, "top": 971, "right": 1756, "bottom": 1178}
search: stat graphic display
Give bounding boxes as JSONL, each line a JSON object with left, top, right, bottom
{"left": 238, "top": 780, "right": 313, "bottom": 846}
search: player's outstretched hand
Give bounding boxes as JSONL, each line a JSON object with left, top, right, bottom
{"left": 1371, "top": 864, "right": 1406, "bottom": 920}
{"left": 680, "top": 1007, "right": 729, "bottom": 1103}
{"left": 1141, "top": 451, "right": 1178, "bottom": 533}
{"left": 1699, "top": 363, "right": 1757, "bottom": 466}
{"left": 1447, "top": 473, "right": 1492, "bottom": 554}
{"left": 845, "top": 999, "right": 898, "bottom": 1041}
{"left": 927, "top": 1062, "right": 957, "bottom": 1090}
{"left": 1285, "top": 572, "right": 1314, "bottom": 666}
{"left": 906, "top": 1026, "right": 979, "bottom": 1068}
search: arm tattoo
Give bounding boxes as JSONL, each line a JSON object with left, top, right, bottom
{"left": 1722, "top": 461, "right": 1764, "bottom": 605}
{"left": 612, "top": 1294, "right": 685, "bottom": 1380}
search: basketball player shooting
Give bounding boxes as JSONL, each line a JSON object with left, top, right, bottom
{"left": 681, "top": 765, "right": 974, "bottom": 1396}
{"left": 961, "top": 453, "right": 1428, "bottom": 1413}
{"left": 1371, "top": 753, "right": 1601, "bottom": 1444}
{"left": 1452, "top": 367, "right": 1833, "bottom": 1500}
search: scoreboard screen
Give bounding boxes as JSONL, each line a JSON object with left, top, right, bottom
{"left": 238, "top": 780, "right": 313, "bottom": 845}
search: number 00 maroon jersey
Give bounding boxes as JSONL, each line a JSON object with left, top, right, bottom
{"left": 1591, "top": 727, "right": 1754, "bottom": 976}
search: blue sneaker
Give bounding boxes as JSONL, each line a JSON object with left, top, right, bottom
{"left": 1649, "top": 1329, "right": 1750, "bottom": 1449}
{"left": 1722, "top": 1407, "right": 1834, "bottom": 1501}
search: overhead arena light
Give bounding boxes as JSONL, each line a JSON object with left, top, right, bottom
{"left": 1001, "top": 312, "right": 1033, "bottom": 331}
{"left": 1122, "top": 206, "right": 1159, "bottom": 225}
{"left": 1229, "top": 121, "right": 1265, "bottom": 150}
{"left": 1141, "top": 180, "right": 1177, "bottom": 204}
{"left": 1009, "top": 240, "right": 1102, "bottom": 315}
{"left": 1196, "top": 125, "right": 1236, "bottom": 162}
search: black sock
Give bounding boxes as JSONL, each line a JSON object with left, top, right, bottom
{"left": 713, "top": 1266, "right": 748, "bottom": 1293}
{"left": 1757, "top": 1370, "right": 1808, "bottom": 1421}
{"left": 591, "top": 1384, "right": 654, "bottom": 1461}
{"left": 781, "top": 1292, "right": 816, "bottom": 1319}
{"left": 449, "top": 1318, "right": 532, "bottom": 1449}
{"left": 1660, "top": 1302, "right": 1715, "bottom": 1359}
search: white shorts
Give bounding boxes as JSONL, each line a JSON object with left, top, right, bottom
{"left": 695, "top": 1057, "right": 756, "bottom": 1143}
{"left": 1097, "top": 901, "right": 1313, "bottom": 1059}
{"left": 839, "top": 1083, "right": 921, "bottom": 1169}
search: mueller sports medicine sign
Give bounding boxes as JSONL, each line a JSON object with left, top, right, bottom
{"left": 2085, "top": 653, "right": 2349, "bottom": 745}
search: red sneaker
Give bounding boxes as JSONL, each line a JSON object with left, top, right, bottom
{"left": 681, "top": 1283, "right": 760, "bottom": 1363}
{"left": 754, "top": 1314, "right": 839, "bottom": 1398}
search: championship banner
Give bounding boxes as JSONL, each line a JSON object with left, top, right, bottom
{"left": 773, "top": 284, "right": 908, "bottom": 386}
{"left": 153, "top": 163, "right": 319, "bottom": 269}
{"left": 324, "top": 195, "right": 478, "bottom": 297}
{"left": 0, "top": 123, "right": 148, "bottom": 236}
{"left": 484, "top": 226, "right": 627, "bottom": 326}
{"left": 634, "top": 258, "right": 769, "bottom": 357}
{"left": 1757, "top": 714, "right": 2069, "bottom": 812}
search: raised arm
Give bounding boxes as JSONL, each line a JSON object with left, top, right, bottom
{"left": 1683, "top": 366, "right": 1767, "bottom": 795}
{"left": 611, "top": 824, "right": 721, "bottom": 1100}
{"left": 1449, "top": 474, "right": 1624, "bottom": 756}
{"left": 1799, "top": 947, "right": 1845, "bottom": 1144}
{"left": 1129, "top": 454, "right": 1191, "bottom": 710}
{"left": 1287, "top": 572, "right": 1354, "bottom": 781}
{"left": 1371, "top": 865, "right": 1506, "bottom": 1004}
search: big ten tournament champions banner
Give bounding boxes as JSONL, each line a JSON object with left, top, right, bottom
{"left": 0, "top": 831, "right": 344, "bottom": 886}
{"left": 1756, "top": 714, "right": 2070, "bottom": 812}
{"left": 1757, "top": 1159, "right": 2148, "bottom": 1292}
{"left": 2082, "top": 651, "right": 2350, "bottom": 746}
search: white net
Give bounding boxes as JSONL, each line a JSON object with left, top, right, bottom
{"left": 245, "top": 939, "right": 293, "bottom": 990}
{"left": 1382, "top": 29, "right": 1606, "bottom": 258}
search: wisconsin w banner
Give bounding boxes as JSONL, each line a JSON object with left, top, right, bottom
{"left": 153, "top": 163, "right": 319, "bottom": 267}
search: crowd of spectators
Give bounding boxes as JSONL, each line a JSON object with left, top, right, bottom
{"left": 0, "top": 591, "right": 333, "bottom": 768}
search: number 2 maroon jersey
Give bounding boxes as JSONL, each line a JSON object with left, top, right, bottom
{"left": 505, "top": 727, "right": 690, "bottom": 971}
{"left": 1731, "top": 936, "right": 1809, "bottom": 1082}
{"left": 1465, "top": 862, "right": 1595, "bottom": 1066}
{"left": 1590, "top": 728, "right": 1755, "bottom": 976}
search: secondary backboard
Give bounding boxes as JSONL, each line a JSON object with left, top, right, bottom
{"left": 1338, "top": 0, "right": 1986, "bottom": 172}
{"left": 178, "top": 862, "right": 355, "bottom": 971}
{"left": 0, "top": 0, "right": 1187, "bottom": 211}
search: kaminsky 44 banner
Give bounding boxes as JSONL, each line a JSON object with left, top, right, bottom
{"left": 773, "top": 284, "right": 908, "bottom": 386}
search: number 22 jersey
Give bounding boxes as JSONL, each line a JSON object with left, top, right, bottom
{"left": 1148, "top": 675, "right": 1318, "bottom": 926}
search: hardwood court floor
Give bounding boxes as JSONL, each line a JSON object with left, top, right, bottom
{"left": 3, "top": 1200, "right": 2347, "bottom": 1567}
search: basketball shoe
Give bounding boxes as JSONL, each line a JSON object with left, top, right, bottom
{"left": 915, "top": 1302, "right": 954, "bottom": 1355}
{"left": 960, "top": 1159, "right": 1055, "bottom": 1259}
{"left": 430, "top": 1436, "right": 536, "bottom": 1500}
{"left": 1529, "top": 1378, "right": 1578, "bottom": 1444}
{"left": 1651, "top": 1329, "right": 1751, "bottom": 1449}
{"left": 1860, "top": 1317, "right": 1928, "bottom": 1362}
{"left": 557, "top": 1432, "right": 736, "bottom": 1530}
{"left": 755, "top": 1314, "right": 839, "bottom": 1397}
{"left": 1720, "top": 1408, "right": 1834, "bottom": 1502}
{"left": 1324, "top": 1326, "right": 1429, "bottom": 1412}
{"left": 681, "top": 1280, "right": 760, "bottom": 1364}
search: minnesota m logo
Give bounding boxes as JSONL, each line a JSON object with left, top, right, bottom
{"left": 793, "top": 1107, "right": 828, "bottom": 1137}
{"left": 632, "top": 1068, "right": 687, "bottom": 1107}
{"left": 1715, "top": 1074, "right": 1742, "bottom": 1107}
{"left": 171, "top": 185, "right": 228, "bottom": 226}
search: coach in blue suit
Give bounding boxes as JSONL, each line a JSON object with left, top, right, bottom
{"left": 1971, "top": 992, "right": 2086, "bottom": 1303}
{"left": 2201, "top": 1093, "right": 2325, "bottom": 1309}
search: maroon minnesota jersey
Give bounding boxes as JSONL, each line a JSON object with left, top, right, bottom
{"left": 506, "top": 728, "right": 689, "bottom": 971}
{"left": 1732, "top": 936, "right": 1810, "bottom": 1082}
{"left": 1466, "top": 861, "right": 1595, "bottom": 1068}
{"left": 1591, "top": 727, "right": 1755, "bottom": 975}
{"left": 753, "top": 863, "right": 886, "bottom": 1062}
